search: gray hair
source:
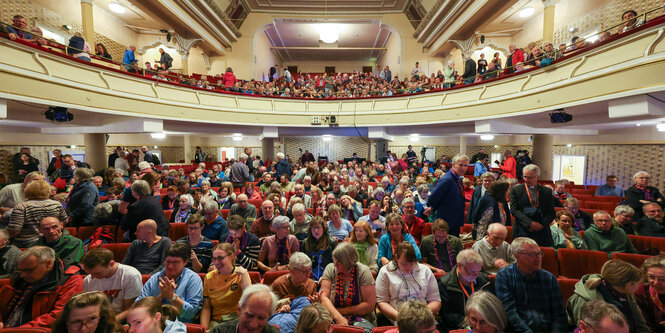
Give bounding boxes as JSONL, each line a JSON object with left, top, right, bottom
{"left": 633, "top": 171, "right": 650, "bottom": 180}
{"left": 614, "top": 205, "right": 635, "bottom": 216}
{"left": 510, "top": 237, "right": 538, "bottom": 254}
{"left": 239, "top": 284, "right": 278, "bottom": 314}
{"left": 239, "top": 154, "right": 249, "bottom": 161}
{"left": 203, "top": 200, "right": 219, "bottom": 212}
{"left": 276, "top": 152, "right": 285, "bottom": 159}
{"left": 201, "top": 180, "right": 211, "bottom": 187}
{"left": 74, "top": 168, "right": 94, "bottom": 182}
{"left": 399, "top": 177, "right": 409, "bottom": 185}
{"left": 332, "top": 242, "right": 359, "bottom": 270}
{"left": 180, "top": 194, "right": 194, "bottom": 207}
{"left": 131, "top": 180, "right": 151, "bottom": 198}
{"left": 401, "top": 198, "right": 415, "bottom": 207}
{"left": 456, "top": 249, "right": 483, "bottom": 265}
{"left": 271, "top": 215, "right": 290, "bottom": 229}
{"left": 451, "top": 154, "right": 470, "bottom": 164}
{"left": 464, "top": 291, "right": 507, "bottom": 331}
{"left": 523, "top": 164, "right": 540, "bottom": 176}
{"left": 487, "top": 223, "right": 507, "bottom": 235}
{"left": 292, "top": 203, "right": 306, "bottom": 215}
{"left": 138, "top": 161, "right": 151, "bottom": 170}
{"left": 643, "top": 202, "right": 661, "bottom": 213}
{"left": 93, "top": 202, "right": 113, "bottom": 219}
{"left": 593, "top": 210, "right": 612, "bottom": 220}
{"left": 481, "top": 172, "right": 496, "bottom": 180}
{"left": 417, "top": 184, "right": 429, "bottom": 193}
{"left": 19, "top": 245, "right": 55, "bottom": 263}
{"left": 579, "top": 300, "right": 627, "bottom": 329}
{"left": 289, "top": 252, "right": 312, "bottom": 270}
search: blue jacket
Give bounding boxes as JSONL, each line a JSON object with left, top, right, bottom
{"left": 377, "top": 233, "right": 421, "bottom": 267}
{"left": 123, "top": 49, "right": 136, "bottom": 70}
{"left": 67, "top": 180, "right": 99, "bottom": 227}
{"left": 427, "top": 170, "right": 465, "bottom": 228}
{"left": 274, "top": 159, "right": 292, "bottom": 178}
{"left": 473, "top": 161, "right": 487, "bottom": 177}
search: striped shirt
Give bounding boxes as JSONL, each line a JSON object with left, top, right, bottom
{"left": 9, "top": 199, "right": 67, "bottom": 247}
{"left": 226, "top": 232, "right": 260, "bottom": 271}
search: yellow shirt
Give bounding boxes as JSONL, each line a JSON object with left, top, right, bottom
{"left": 203, "top": 267, "right": 243, "bottom": 321}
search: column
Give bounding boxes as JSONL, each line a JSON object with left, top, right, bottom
{"left": 531, "top": 134, "right": 553, "bottom": 180}
{"left": 262, "top": 138, "right": 275, "bottom": 162}
{"left": 459, "top": 136, "right": 467, "bottom": 156}
{"left": 183, "top": 135, "right": 191, "bottom": 163}
{"left": 542, "top": 0, "right": 556, "bottom": 42}
{"left": 180, "top": 55, "right": 189, "bottom": 75}
{"left": 375, "top": 139, "right": 388, "bottom": 162}
{"left": 80, "top": 0, "right": 95, "bottom": 45}
{"left": 84, "top": 133, "right": 106, "bottom": 171}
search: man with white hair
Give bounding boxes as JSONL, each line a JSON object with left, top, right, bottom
{"left": 472, "top": 223, "right": 516, "bottom": 274}
{"left": 210, "top": 284, "right": 279, "bottom": 332}
{"left": 230, "top": 154, "right": 251, "bottom": 188}
{"left": 270, "top": 252, "right": 317, "bottom": 312}
{"left": 426, "top": 154, "right": 470, "bottom": 236}
{"left": 584, "top": 211, "right": 637, "bottom": 255}
{"left": 495, "top": 237, "right": 566, "bottom": 333}
{"left": 0, "top": 171, "right": 45, "bottom": 217}
{"left": 510, "top": 164, "right": 556, "bottom": 247}
{"left": 274, "top": 152, "right": 292, "bottom": 179}
{"left": 140, "top": 146, "right": 153, "bottom": 165}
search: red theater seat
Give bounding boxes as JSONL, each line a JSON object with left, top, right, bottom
{"left": 572, "top": 189, "right": 594, "bottom": 196}
{"left": 423, "top": 223, "right": 432, "bottom": 235}
{"left": 464, "top": 241, "right": 475, "bottom": 249}
{"left": 628, "top": 235, "right": 665, "bottom": 253}
{"left": 249, "top": 199, "right": 263, "bottom": 208}
{"left": 0, "top": 279, "right": 9, "bottom": 289}
{"left": 164, "top": 210, "right": 173, "bottom": 221}
{"left": 332, "top": 325, "right": 365, "bottom": 333}
{"left": 65, "top": 227, "right": 77, "bottom": 236}
{"left": 558, "top": 278, "right": 580, "bottom": 304}
{"left": 99, "top": 243, "right": 131, "bottom": 262}
{"left": 249, "top": 271, "right": 261, "bottom": 284}
{"left": 461, "top": 224, "right": 473, "bottom": 234}
{"left": 505, "top": 226, "right": 513, "bottom": 243}
{"left": 584, "top": 201, "right": 617, "bottom": 212}
{"left": 593, "top": 196, "right": 623, "bottom": 203}
{"left": 220, "top": 209, "right": 230, "bottom": 219}
{"left": 372, "top": 327, "right": 398, "bottom": 333}
{"left": 76, "top": 225, "right": 117, "bottom": 241}
{"left": 184, "top": 324, "right": 206, "bottom": 333}
{"left": 0, "top": 329, "right": 51, "bottom": 333}
{"left": 142, "top": 274, "right": 151, "bottom": 284}
{"left": 434, "top": 271, "right": 446, "bottom": 279}
{"left": 611, "top": 252, "right": 652, "bottom": 267}
{"left": 263, "top": 270, "right": 289, "bottom": 285}
{"left": 541, "top": 247, "right": 559, "bottom": 276}
{"left": 168, "top": 223, "right": 188, "bottom": 241}
{"left": 558, "top": 248, "right": 609, "bottom": 279}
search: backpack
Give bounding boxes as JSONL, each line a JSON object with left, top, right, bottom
{"left": 67, "top": 35, "right": 85, "bottom": 55}
{"left": 82, "top": 226, "right": 116, "bottom": 252}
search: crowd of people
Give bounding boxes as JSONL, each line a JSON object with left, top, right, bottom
{"left": 0, "top": 142, "right": 663, "bottom": 333}
{"left": 1, "top": 9, "right": 649, "bottom": 99}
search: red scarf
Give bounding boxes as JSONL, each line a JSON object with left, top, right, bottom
{"left": 650, "top": 285, "right": 665, "bottom": 316}
{"left": 334, "top": 266, "right": 359, "bottom": 307}
{"left": 391, "top": 234, "right": 404, "bottom": 258}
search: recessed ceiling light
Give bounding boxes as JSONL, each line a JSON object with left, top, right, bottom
{"left": 636, "top": 123, "right": 642, "bottom": 127}
{"left": 409, "top": 134, "right": 420, "bottom": 142}
{"left": 494, "top": 145, "right": 498, "bottom": 148}
{"left": 658, "top": 123, "right": 665, "bottom": 132}
{"left": 519, "top": 7, "right": 535, "bottom": 18}
{"left": 109, "top": 3, "right": 126, "bottom": 14}
{"left": 566, "top": 143, "right": 573, "bottom": 148}
{"left": 151, "top": 132, "right": 166, "bottom": 139}
{"left": 480, "top": 134, "right": 494, "bottom": 140}
{"left": 322, "top": 135, "right": 333, "bottom": 142}
{"left": 232, "top": 134, "right": 243, "bottom": 141}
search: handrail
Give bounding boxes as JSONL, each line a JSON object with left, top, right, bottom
{"left": 1, "top": 5, "right": 665, "bottom": 101}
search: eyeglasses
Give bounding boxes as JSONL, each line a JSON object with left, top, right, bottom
{"left": 164, "top": 259, "right": 184, "bottom": 266}
{"left": 517, "top": 251, "right": 544, "bottom": 258}
{"left": 212, "top": 254, "right": 232, "bottom": 262}
{"left": 647, "top": 274, "right": 665, "bottom": 283}
{"left": 68, "top": 316, "right": 100, "bottom": 329}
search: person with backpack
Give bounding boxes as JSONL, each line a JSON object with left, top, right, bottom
{"left": 159, "top": 48, "right": 173, "bottom": 70}
{"left": 67, "top": 32, "right": 91, "bottom": 62}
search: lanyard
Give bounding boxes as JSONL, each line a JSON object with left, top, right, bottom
{"left": 450, "top": 170, "right": 465, "bottom": 198}
{"left": 458, "top": 273, "right": 475, "bottom": 300}
{"left": 525, "top": 184, "right": 539, "bottom": 208}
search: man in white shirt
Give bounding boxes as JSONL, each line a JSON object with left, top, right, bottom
{"left": 80, "top": 247, "right": 142, "bottom": 321}
{"left": 411, "top": 61, "right": 422, "bottom": 79}
{"left": 471, "top": 223, "right": 516, "bottom": 274}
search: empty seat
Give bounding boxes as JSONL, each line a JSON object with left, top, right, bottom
{"left": 184, "top": 324, "right": 206, "bottom": 333}
{"left": 249, "top": 199, "right": 263, "bottom": 208}
{"left": 263, "top": 270, "right": 289, "bottom": 286}
{"left": 168, "top": 223, "right": 188, "bottom": 241}
{"left": 372, "top": 327, "right": 398, "bottom": 333}
{"left": 558, "top": 248, "right": 609, "bottom": 279}
{"left": 593, "top": 196, "right": 624, "bottom": 203}
{"left": 558, "top": 278, "right": 580, "bottom": 304}
{"left": 571, "top": 189, "right": 594, "bottom": 196}
{"left": 584, "top": 201, "right": 617, "bottom": 212}
{"left": 332, "top": 325, "right": 365, "bottom": 333}
{"left": 541, "top": 247, "right": 559, "bottom": 276}
{"left": 65, "top": 227, "right": 77, "bottom": 236}
{"left": 611, "top": 252, "right": 652, "bottom": 267}
{"left": 99, "top": 243, "right": 131, "bottom": 262}
{"left": 573, "top": 194, "right": 593, "bottom": 202}
{"left": 76, "top": 225, "right": 117, "bottom": 241}
{"left": 248, "top": 271, "right": 261, "bottom": 284}
{"left": 628, "top": 235, "right": 665, "bottom": 252}
{"left": 220, "top": 209, "right": 230, "bottom": 219}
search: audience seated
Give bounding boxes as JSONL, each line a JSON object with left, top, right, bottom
{"left": 136, "top": 242, "right": 203, "bottom": 323}
{"left": 626, "top": 171, "right": 664, "bottom": 221}
{"left": 270, "top": 252, "right": 317, "bottom": 311}
{"left": 8, "top": 179, "right": 67, "bottom": 247}
{"left": 577, "top": 299, "right": 630, "bottom": 333}
{"left": 176, "top": 214, "right": 214, "bottom": 273}
{"left": 127, "top": 296, "right": 186, "bottom": 332}
{"left": 350, "top": 220, "right": 379, "bottom": 275}
{"left": 0, "top": 171, "right": 45, "bottom": 220}
{"left": 636, "top": 202, "right": 665, "bottom": 237}
{"left": 386, "top": 300, "right": 436, "bottom": 333}
{"left": 584, "top": 211, "right": 638, "bottom": 255}
{"left": 320, "top": 242, "right": 376, "bottom": 329}
{"left": 201, "top": 201, "right": 229, "bottom": 241}
{"left": 51, "top": 291, "right": 124, "bottom": 333}
{"left": 0, "top": 246, "right": 83, "bottom": 328}
{"left": 210, "top": 284, "right": 279, "bottom": 333}
{"left": 258, "top": 216, "right": 300, "bottom": 273}
{"left": 289, "top": 203, "right": 311, "bottom": 241}
{"left": 437, "top": 249, "right": 493, "bottom": 332}
{"left": 635, "top": 255, "right": 665, "bottom": 331}
{"left": 327, "top": 204, "right": 354, "bottom": 241}
{"left": 201, "top": 243, "right": 251, "bottom": 329}
{"left": 420, "top": 218, "right": 462, "bottom": 274}
{"left": 613, "top": 205, "right": 637, "bottom": 236}
{"left": 0, "top": 229, "right": 20, "bottom": 278}
{"left": 251, "top": 200, "right": 277, "bottom": 239}
{"left": 122, "top": 219, "right": 172, "bottom": 274}
{"left": 401, "top": 198, "right": 426, "bottom": 245}
{"left": 462, "top": 291, "right": 508, "bottom": 333}
{"left": 472, "top": 223, "right": 515, "bottom": 274}
{"left": 80, "top": 247, "right": 143, "bottom": 321}
{"left": 171, "top": 193, "right": 197, "bottom": 223}
{"left": 31, "top": 216, "right": 84, "bottom": 263}
{"left": 224, "top": 215, "right": 260, "bottom": 271}
{"left": 551, "top": 210, "right": 588, "bottom": 250}
{"left": 229, "top": 194, "right": 257, "bottom": 228}
{"left": 293, "top": 303, "right": 333, "bottom": 333}
{"left": 357, "top": 200, "right": 387, "bottom": 239}
{"left": 495, "top": 237, "right": 566, "bottom": 332}
{"left": 564, "top": 197, "right": 594, "bottom": 232}
{"left": 378, "top": 213, "right": 422, "bottom": 267}
{"left": 300, "top": 216, "right": 337, "bottom": 280}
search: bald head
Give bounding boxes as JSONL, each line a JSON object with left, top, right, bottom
{"left": 137, "top": 219, "right": 157, "bottom": 232}
{"left": 135, "top": 219, "right": 158, "bottom": 241}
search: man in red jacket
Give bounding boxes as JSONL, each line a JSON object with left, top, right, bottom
{"left": 498, "top": 150, "right": 517, "bottom": 179}
{"left": 0, "top": 246, "right": 83, "bottom": 328}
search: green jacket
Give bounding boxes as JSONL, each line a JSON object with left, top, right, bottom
{"left": 583, "top": 224, "right": 637, "bottom": 256}
{"left": 31, "top": 229, "right": 84, "bottom": 263}
{"left": 566, "top": 274, "right": 648, "bottom": 331}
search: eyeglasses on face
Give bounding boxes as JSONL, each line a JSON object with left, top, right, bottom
{"left": 68, "top": 316, "right": 100, "bottom": 329}
{"left": 517, "top": 251, "right": 544, "bottom": 258}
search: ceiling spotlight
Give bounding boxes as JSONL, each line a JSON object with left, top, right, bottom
{"left": 318, "top": 24, "right": 342, "bottom": 43}
{"left": 409, "top": 134, "right": 420, "bottom": 142}
{"left": 569, "top": 26, "right": 577, "bottom": 33}
{"left": 62, "top": 24, "right": 72, "bottom": 30}
{"left": 108, "top": 3, "right": 126, "bottom": 14}
{"left": 70, "top": 145, "right": 76, "bottom": 149}
{"left": 636, "top": 123, "right": 642, "bottom": 127}
{"left": 232, "top": 134, "right": 243, "bottom": 141}
{"left": 494, "top": 145, "right": 498, "bottom": 148}
{"left": 322, "top": 135, "right": 333, "bottom": 142}
{"left": 151, "top": 132, "right": 166, "bottom": 139}
{"left": 480, "top": 134, "right": 494, "bottom": 140}
{"left": 658, "top": 123, "right": 665, "bottom": 132}
{"left": 519, "top": 7, "right": 535, "bottom": 18}
{"left": 153, "top": 146, "right": 158, "bottom": 149}
{"left": 566, "top": 143, "right": 573, "bottom": 148}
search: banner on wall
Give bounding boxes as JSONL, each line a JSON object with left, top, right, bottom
{"left": 552, "top": 154, "right": 586, "bottom": 184}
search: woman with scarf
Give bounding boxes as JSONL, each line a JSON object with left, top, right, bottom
{"left": 301, "top": 216, "right": 337, "bottom": 281}
{"left": 378, "top": 213, "right": 421, "bottom": 267}
{"left": 626, "top": 171, "right": 665, "bottom": 220}
{"left": 551, "top": 210, "right": 587, "bottom": 250}
{"left": 320, "top": 242, "right": 377, "bottom": 331}
{"left": 170, "top": 194, "right": 197, "bottom": 223}
{"left": 216, "top": 183, "right": 235, "bottom": 209}
{"left": 350, "top": 220, "right": 379, "bottom": 275}
{"left": 566, "top": 259, "right": 648, "bottom": 333}
{"left": 636, "top": 255, "right": 665, "bottom": 332}
{"left": 376, "top": 241, "right": 441, "bottom": 324}
{"left": 257, "top": 216, "right": 299, "bottom": 273}
{"left": 471, "top": 181, "right": 511, "bottom": 240}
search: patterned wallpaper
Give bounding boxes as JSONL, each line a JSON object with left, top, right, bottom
{"left": 283, "top": 137, "right": 372, "bottom": 163}
{"left": 0, "top": 0, "right": 128, "bottom": 61}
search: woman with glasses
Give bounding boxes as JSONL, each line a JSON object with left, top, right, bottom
{"left": 566, "top": 259, "right": 647, "bottom": 332}
{"left": 551, "top": 210, "right": 587, "bottom": 250}
{"left": 258, "top": 216, "right": 300, "bottom": 273}
{"left": 320, "top": 242, "right": 377, "bottom": 331}
{"left": 378, "top": 213, "right": 422, "bottom": 267}
{"left": 437, "top": 249, "right": 493, "bottom": 332}
{"left": 462, "top": 291, "right": 507, "bottom": 333}
{"left": 200, "top": 242, "right": 251, "bottom": 330}
{"left": 301, "top": 216, "right": 337, "bottom": 281}
{"left": 635, "top": 255, "right": 665, "bottom": 332}
{"left": 52, "top": 291, "right": 123, "bottom": 333}
{"left": 375, "top": 241, "right": 441, "bottom": 324}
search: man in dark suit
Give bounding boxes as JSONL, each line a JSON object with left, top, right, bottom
{"left": 510, "top": 164, "right": 555, "bottom": 247}
{"left": 468, "top": 172, "right": 496, "bottom": 238}
{"left": 108, "top": 146, "right": 122, "bottom": 168}
{"left": 426, "top": 154, "right": 470, "bottom": 236}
